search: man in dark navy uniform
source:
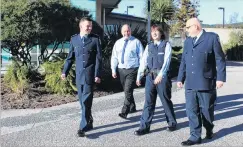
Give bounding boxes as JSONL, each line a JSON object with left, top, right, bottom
{"left": 177, "top": 18, "right": 226, "bottom": 146}
{"left": 61, "top": 17, "right": 102, "bottom": 137}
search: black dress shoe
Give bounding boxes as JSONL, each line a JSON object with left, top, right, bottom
{"left": 85, "top": 124, "right": 94, "bottom": 132}
{"left": 77, "top": 130, "right": 85, "bottom": 137}
{"left": 118, "top": 113, "right": 127, "bottom": 119}
{"left": 134, "top": 129, "right": 150, "bottom": 136}
{"left": 129, "top": 109, "right": 137, "bottom": 113}
{"left": 166, "top": 126, "right": 177, "bottom": 132}
{"left": 205, "top": 130, "right": 213, "bottom": 139}
{"left": 181, "top": 138, "right": 201, "bottom": 146}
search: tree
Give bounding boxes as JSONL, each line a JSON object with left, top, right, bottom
{"left": 1, "top": 0, "right": 43, "bottom": 65}
{"left": 1, "top": 0, "right": 102, "bottom": 66}
{"left": 145, "top": 0, "right": 175, "bottom": 23}
{"left": 229, "top": 12, "right": 239, "bottom": 24}
{"left": 170, "top": 0, "right": 199, "bottom": 37}
{"left": 36, "top": 2, "right": 91, "bottom": 62}
{"left": 144, "top": 0, "right": 175, "bottom": 39}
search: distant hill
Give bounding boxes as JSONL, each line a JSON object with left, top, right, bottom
{"left": 202, "top": 22, "right": 243, "bottom": 28}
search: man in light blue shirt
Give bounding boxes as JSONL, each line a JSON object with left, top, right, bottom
{"left": 111, "top": 24, "right": 144, "bottom": 119}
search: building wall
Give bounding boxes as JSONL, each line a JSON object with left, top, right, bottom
{"left": 204, "top": 28, "right": 243, "bottom": 44}
{"left": 170, "top": 28, "right": 243, "bottom": 47}
{"left": 96, "top": 0, "right": 102, "bottom": 26}
{"left": 105, "top": 16, "right": 147, "bottom": 31}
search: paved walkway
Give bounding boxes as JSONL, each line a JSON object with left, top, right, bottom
{"left": 1, "top": 61, "right": 243, "bottom": 146}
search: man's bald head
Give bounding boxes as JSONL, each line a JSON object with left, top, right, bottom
{"left": 121, "top": 24, "right": 131, "bottom": 39}
{"left": 185, "top": 17, "right": 202, "bottom": 37}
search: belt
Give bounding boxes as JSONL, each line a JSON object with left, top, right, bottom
{"left": 149, "top": 69, "right": 160, "bottom": 74}
{"left": 144, "top": 68, "right": 160, "bottom": 76}
{"left": 119, "top": 67, "right": 139, "bottom": 70}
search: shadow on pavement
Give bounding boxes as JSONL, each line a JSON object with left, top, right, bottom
{"left": 203, "top": 94, "right": 243, "bottom": 143}
{"left": 203, "top": 123, "right": 243, "bottom": 144}
{"left": 215, "top": 94, "right": 243, "bottom": 121}
{"left": 87, "top": 93, "right": 243, "bottom": 140}
{"left": 86, "top": 104, "right": 187, "bottom": 139}
{"left": 226, "top": 61, "right": 243, "bottom": 67}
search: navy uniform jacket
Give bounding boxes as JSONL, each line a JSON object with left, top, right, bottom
{"left": 177, "top": 30, "right": 226, "bottom": 90}
{"left": 62, "top": 33, "right": 102, "bottom": 85}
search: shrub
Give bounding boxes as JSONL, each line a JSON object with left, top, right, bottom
{"left": 3, "top": 58, "right": 30, "bottom": 94}
{"left": 98, "top": 24, "right": 147, "bottom": 91}
{"left": 96, "top": 59, "right": 123, "bottom": 92}
{"left": 102, "top": 24, "right": 147, "bottom": 60}
{"left": 225, "top": 45, "right": 243, "bottom": 61}
{"left": 223, "top": 30, "right": 243, "bottom": 61}
{"left": 170, "top": 56, "right": 180, "bottom": 78}
{"left": 170, "top": 46, "right": 182, "bottom": 78}
{"left": 41, "top": 53, "right": 77, "bottom": 95}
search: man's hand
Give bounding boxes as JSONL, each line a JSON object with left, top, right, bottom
{"left": 136, "top": 80, "right": 141, "bottom": 86}
{"left": 61, "top": 74, "right": 66, "bottom": 80}
{"left": 112, "top": 73, "right": 117, "bottom": 78}
{"left": 154, "top": 75, "right": 162, "bottom": 85}
{"left": 216, "top": 81, "right": 224, "bottom": 89}
{"left": 177, "top": 82, "right": 183, "bottom": 88}
{"left": 95, "top": 77, "right": 101, "bottom": 83}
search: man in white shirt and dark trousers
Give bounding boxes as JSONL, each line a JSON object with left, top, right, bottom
{"left": 111, "top": 24, "right": 144, "bottom": 119}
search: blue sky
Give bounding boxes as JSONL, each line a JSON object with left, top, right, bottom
{"left": 112, "top": 0, "right": 243, "bottom": 24}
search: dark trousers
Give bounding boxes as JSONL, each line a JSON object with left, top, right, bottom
{"left": 139, "top": 73, "right": 177, "bottom": 130}
{"left": 77, "top": 84, "right": 93, "bottom": 131}
{"left": 118, "top": 68, "right": 138, "bottom": 114}
{"left": 185, "top": 89, "right": 216, "bottom": 141}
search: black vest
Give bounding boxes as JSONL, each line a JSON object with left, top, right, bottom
{"left": 147, "top": 41, "right": 167, "bottom": 70}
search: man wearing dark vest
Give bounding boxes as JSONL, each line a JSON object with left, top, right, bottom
{"left": 177, "top": 18, "right": 226, "bottom": 146}
{"left": 135, "top": 25, "right": 177, "bottom": 136}
{"left": 61, "top": 17, "right": 102, "bottom": 137}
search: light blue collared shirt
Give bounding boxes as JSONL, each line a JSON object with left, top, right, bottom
{"left": 111, "top": 36, "right": 144, "bottom": 74}
{"left": 136, "top": 41, "right": 172, "bottom": 81}
{"left": 194, "top": 30, "right": 203, "bottom": 43}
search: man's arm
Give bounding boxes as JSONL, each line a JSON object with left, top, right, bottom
{"left": 62, "top": 40, "right": 75, "bottom": 76}
{"left": 136, "top": 45, "right": 148, "bottom": 82}
{"left": 158, "top": 42, "right": 172, "bottom": 78}
{"left": 136, "top": 40, "right": 144, "bottom": 65}
{"left": 95, "top": 37, "right": 102, "bottom": 78}
{"left": 213, "top": 35, "right": 226, "bottom": 82}
{"left": 111, "top": 41, "right": 119, "bottom": 74}
{"left": 177, "top": 42, "right": 187, "bottom": 83}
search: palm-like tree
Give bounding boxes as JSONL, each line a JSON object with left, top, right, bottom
{"left": 144, "top": 0, "right": 175, "bottom": 39}
{"left": 149, "top": 0, "right": 175, "bottom": 23}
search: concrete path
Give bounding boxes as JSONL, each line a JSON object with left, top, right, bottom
{"left": 1, "top": 61, "right": 243, "bottom": 146}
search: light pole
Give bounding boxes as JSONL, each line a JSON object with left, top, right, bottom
{"left": 127, "top": 6, "right": 134, "bottom": 15}
{"left": 218, "top": 7, "right": 225, "bottom": 28}
{"left": 147, "top": 0, "right": 151, "bottom": 43}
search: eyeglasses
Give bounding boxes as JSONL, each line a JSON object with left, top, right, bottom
{"left": 185, "top": 24, "right": 195, "bottom": 29}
